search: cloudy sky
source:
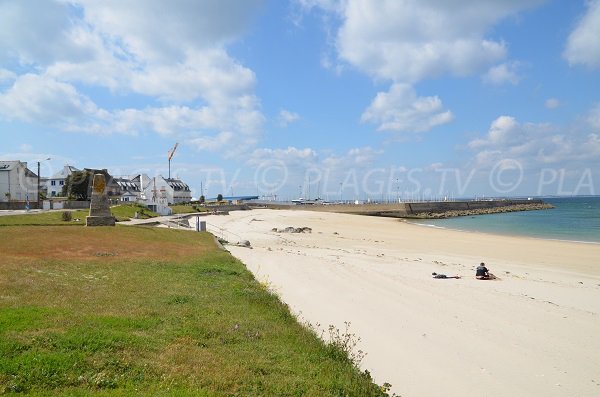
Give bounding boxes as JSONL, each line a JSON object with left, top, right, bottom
{"left": 1, "top": 0, "right": 599, "bottom": 200}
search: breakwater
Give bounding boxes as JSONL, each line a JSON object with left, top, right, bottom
{"left": 404, "top": 200, "right": 553, "bottom": 219}
{"left": 253, "top": 199, "right": 553, "bottom": 219}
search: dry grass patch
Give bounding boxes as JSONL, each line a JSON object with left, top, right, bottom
{"left": 0, "top": 226, "right": 212, "bottom": 263}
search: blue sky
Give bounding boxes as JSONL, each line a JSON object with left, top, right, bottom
{"left": 1, "top": 0, "right": 599, "bottom": 200}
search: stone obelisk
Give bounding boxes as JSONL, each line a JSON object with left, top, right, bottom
{"left": 86, "top": 173, "right": 116, "bottom": 226}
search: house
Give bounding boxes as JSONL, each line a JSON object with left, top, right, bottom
{"left": 113, "top": 177, "right": 140, "bottom": 202}
{"left": 166, "top": 178, "right": 192, "bottom": 203}
{"left": 140, "top": 175, "right": 191, "bottom": 205}
{"left": 0, "top": 160, "right": 39, "bottom": 204}
{"left": 46, "top": 165, "right": 79, "bottom": 197}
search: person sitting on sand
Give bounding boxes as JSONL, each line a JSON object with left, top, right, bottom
{"left": 476, "top": 263, "right": 490, "bottom": 279}
{"left": 432, "top": 272, "right": 461, "bottom": 279}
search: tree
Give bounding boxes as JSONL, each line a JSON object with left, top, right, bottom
{"left": 199, "top": 195, "right": 205, "bottom": 204}
{"left": 63, "top": 170, "right": 92, "bottom": 200}
{"left": 217, "top": 193, "right": 223, "bottom": 202}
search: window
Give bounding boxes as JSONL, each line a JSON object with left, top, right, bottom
{"left": 51, "top": 180, "right": 56, "bottom": 186}
{"left": 59, "top": 180, "right": 64, "bottom": 185}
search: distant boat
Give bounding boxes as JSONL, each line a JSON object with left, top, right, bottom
{"left": 291, "top": 197, "right": 328, "bottom": 205}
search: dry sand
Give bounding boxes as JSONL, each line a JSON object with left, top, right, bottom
{"left": 192, "top": 209, "right": 600, "bottom": 397}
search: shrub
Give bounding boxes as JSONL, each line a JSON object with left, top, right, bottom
{"left": 61, "top": 211, "right": 73, "bottom": 222}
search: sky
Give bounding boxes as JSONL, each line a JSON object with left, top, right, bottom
{"left": 1, "top": 0, "right": 599, "bottom": 201}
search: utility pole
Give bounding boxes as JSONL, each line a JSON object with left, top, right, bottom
{"left": 37, "top": 157, "right": 50, "bottom": 209}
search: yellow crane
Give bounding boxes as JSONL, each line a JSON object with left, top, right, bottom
{"left": 168, "top": 143, "right": 178, "bottom": 179}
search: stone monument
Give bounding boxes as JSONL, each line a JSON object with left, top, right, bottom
{"left": 86, "top": 173, "right": 116, "bottom": 226}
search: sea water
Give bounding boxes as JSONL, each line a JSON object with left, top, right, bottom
{"left": 409, "top": 196, "right": 600, "bottom": 243}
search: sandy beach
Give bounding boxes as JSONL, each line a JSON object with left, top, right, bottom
{"left": 192, "top": 209, "right": 600, "bottom": 397}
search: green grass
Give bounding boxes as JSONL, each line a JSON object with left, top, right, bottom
{"left": 169, "top": 205, "right": 208, "bottom": 215}
{"left": 0, "top": 227, "right": 391, "bottom": 396}
{"left": 0, "top": 210, "right": 89, "bottom": 226}
{"left": 0, "top": 204, "right": 159, "bottom": 226}
{"left": 109, "top": 204, "right": 158, "bottom": 221}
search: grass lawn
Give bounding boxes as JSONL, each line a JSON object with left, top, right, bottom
{"left": 0, "top": 204, "right": 159, "bottom": 226}
{"left": 109, "top": 204, "right": 158, "bottom": 221}
{"left": 0, "top": 226, "right": 390, "bottom": 396}
{"left": 169, "top": 205, "right": 208, "bottom": 215}
{"left": 0, "top": 211, "right": 89, "bottom": 226}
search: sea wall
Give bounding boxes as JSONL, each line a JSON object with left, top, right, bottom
{"left": 405, "top": 199, "right": 552, "bottom": 218}
{"left": 273, "top": 199, "right": 552, "bottom": 218}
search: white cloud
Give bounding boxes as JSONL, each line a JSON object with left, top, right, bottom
{"left": 188, "top": 132, "right": 235, "bottom": 152}
{"left": 76, "top": 0, "right": 262, "bottom": 62}
{"left": 0, "top": 0, "right": 265, "bottom": 151}
{"left": 0, "top": 74, "right": 110, "bottom": 132}
{"left": 19, "top": 144, "right": 33, "bottom": 152}
{"left": 297, "top": 0, "right": 345, "bottom": 14}
{"left": 0, "top": 69, "right": 16, "bottom": 83}
{"left": 322, "top": 146, "right": 382, "bottom": 168}
{"left": 482, "top": 62, "right": 522, "bottom": 85}
{"left": 545, "top": 98, "right": 561, "bottom": 109}
{"left": 564, "top": 0, "right": 600, "bottom": 68}
{"left": 587, "top": 103, "right": 600, "bottom": 129}
{"left": 249, "top": 145, "right": 381, "bottom": 171}
{"left": 248, "top": 146, "right": 318, "bottom": 167}
{"left": 306, "top": 0, "right": 542, "bottom": 83}
{"left": 0, "top": 0, "right": 94, "bottom": 65}
{"left": 277, "top": 109, "right": 301, "bottom": 127}
{"left": 468, "top": 112, "right": 600, "bottom": 168}
{"left": 361, "top": 84, "right": 453, "bottom": 133}
{"left": 247, "top": 145, "right": 384, "bottom": 198}
{"left": 300, "top": 1, "right": 541, "bottom": 135}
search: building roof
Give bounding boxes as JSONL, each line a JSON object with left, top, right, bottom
{"left": 0, "top": 161, "right": 19, "bottom": 171}
{"left": 113, "top": 177, "right": 141, "bottom": 192}
{"left": 0, "top": 160, "right": 37, "bottom": 177}
{"left": 166, "top": 178, "right": 190, "bottom": 191}
{"left": 50, "top": 165, "right": 79, "bottom": 179}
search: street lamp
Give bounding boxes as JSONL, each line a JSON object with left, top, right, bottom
{"left": 37, "top": 157, "right": 51, "bottom": 209}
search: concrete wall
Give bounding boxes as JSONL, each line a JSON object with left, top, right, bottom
{"left": 0, "top": 201, "right": 40, "bottom": 210}
{"left": 253, "top": 199, "right": 545, "bottom": 218}
{"left": 407, "top": 199, "right": 543, "bottom": 214}
{"left": 41, "top": 200, "right": 90, "bottom": 210}
{"left": 63, "top": 200, "right": 91, "bottom": 209}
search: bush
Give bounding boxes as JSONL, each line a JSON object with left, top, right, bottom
{"left": 61, "top": 211, "right": 73, "bottom": 222}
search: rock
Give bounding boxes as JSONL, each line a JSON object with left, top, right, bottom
{"left": 273, "top": 226, "right": 313, "bottom": 233}
{"left": 86, "top": 174, "right": 116, "bottom": 226}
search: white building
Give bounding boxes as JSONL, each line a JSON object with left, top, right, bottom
{"left": 0, "top": 160, "right": 39, "bottom": 203}
{"left": 46, "top": 165, "right": 79, "bottom": 197}
{"left": 139, "top": 175, "right": 191, "bottom": 205}
{"left": 114, "top": 177, "right": 141, "bottom": 202}
{"left": 166, "top": 177, "right": 192, "bottom": 203}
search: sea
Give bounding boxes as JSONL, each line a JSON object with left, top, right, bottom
{"left": 409, "top": 196, "right": 600, "bottom": 244}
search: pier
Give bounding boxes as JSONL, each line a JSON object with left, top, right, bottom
{"left": 250, "top": 199, "right": 553, "bottom": 219}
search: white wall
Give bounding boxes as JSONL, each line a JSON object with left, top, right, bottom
{"left": 0, "top": 162, "right": 38, "bottom": 202}
{"left": 47, "top": 178, "right": 66, "bottom": 197}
